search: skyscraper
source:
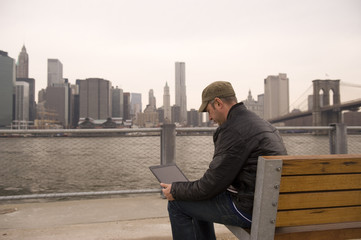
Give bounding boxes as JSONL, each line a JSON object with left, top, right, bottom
{"left": 16, "top": 45, "right": 29, "bottom": 78}
{"left": 130, "top": 93, "right": 142, "bottom": 117}
{"left": 77, "top": 78, "right": 112, "bottom": 120}
{"left": 148, "top": 89, "right": 156, "bottom": 109}
{"left": 242, "top": 90, "right": 264, "bottom": 119}
{"left": 112, "top": 86, "right": 124, "bottom": 118}
{"left": 163, "top": 82, "right": 171, "bottom": 122}
{"left": 17, "top": 78, "right": 36, "bottom": 122}
{"left": 45, "top": 85, "right": 69, "bottom": 127}
{"left": 0, "top": 51, "right": 15, "bottom": 128}
{"left": 123, "top": 92, "right": 131, "bottom": 121}
{"left": 264, "top": 73, "right": 289, "bottom": 120}
{"left": 15, "top": 81, "right": 29, "bottom": 122}
{"left": 175, "top": 62, "right": 187, "bottom": 124}
{"left": 48, "top": 59, "right": 63, "bottom": 87}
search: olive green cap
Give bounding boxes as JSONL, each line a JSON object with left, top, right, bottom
{"left": 198, "top": 81, "right": 236, "bottom": 112}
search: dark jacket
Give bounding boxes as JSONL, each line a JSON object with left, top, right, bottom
{"left": 170, "top": 102, "right": 287, "bottom": 216}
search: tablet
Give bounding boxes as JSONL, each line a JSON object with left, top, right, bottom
{"left": 149, "top": 164, "right": 189, "bottom": 184}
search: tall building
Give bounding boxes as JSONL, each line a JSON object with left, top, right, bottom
{"left": 264, "top": 73, "right": 289, "bottom": 120}
{"left": 45, "top": 85, "right": 69, "bottom": 127}
{"left": 70, "top": 84, "right": 79, "bottom": 128}
{"left": 130, "top": 93, "right": 142, "bottom": 118}
{"left": 171, "top": 105, "right": 181, "bottom": 124}
{"left": 175, "top": 62, "right": 187, "bottom": 124}
{"left": 16, "top": 45, "right": 29, "bottom": 78}
{"left": 0, "top": 51, "right": 15, "bottom": 128}
{"left": 163, "top": 82, "right": 171, "bottom": 122}
{"left": 148, "top": 89, "right": 156, "bottom": 109}
{"left": 16, "top": 78, "right": 36, "bottom": 122}
{"left": 112, "top": 86, "right": 124, "bottom": 118}
{"left": 187, "top": 109, "right": 202, "bottom": 127}
{"left": 123, "top": 92, "right": 131, "bottom": 121}
{"left": 77, "top": 78, "right": 112, "bottom": 120}
{"left": 243, "top": 90, "right": 264, "bottom": 119}
{"left": 15, "top": 81, "right": 29, "bottom": 123}
{"left": 48, "top": 59, "right": 63, "bottom": 87}
{"left": 137, "top": 91, "right": 158, "bottom": 127}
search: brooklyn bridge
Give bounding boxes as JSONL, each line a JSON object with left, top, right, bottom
{"left": 268, "top": 80, "right": 361, "bottom": 126}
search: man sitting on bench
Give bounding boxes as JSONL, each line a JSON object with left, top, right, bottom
{"left": 161, "top": 81, "right": 288, "bottom": 240}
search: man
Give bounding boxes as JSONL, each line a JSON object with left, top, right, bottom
{"left": 161, "top": 81, "right": 287, "bottom": 240}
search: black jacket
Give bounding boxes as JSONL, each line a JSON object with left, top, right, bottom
{"left": 170, "top": 102, "right": 287, "bottom": 216}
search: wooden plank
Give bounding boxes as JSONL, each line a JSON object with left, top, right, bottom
{"left": 275, "top": 227, "right": 361, "bottom": 240}
{"left": 276, "top": 206, "right": 361, "bottom": 227}
{"left": 278, "top": 190, "right": 361, "bottom": 210}
{"left": 261, "top": 154, "right": 361, "bottom": 175}
{"left": 275, "top": 222, "right": 361, "bottom": 234}
{"left": 279, "top": 174, "right": 361, "bottom": 192}
{"left": 262, "top": 154, "right": 361, "bottom": 161}
{"left": 282, "top": 158, "right": 361, "bottom": 175}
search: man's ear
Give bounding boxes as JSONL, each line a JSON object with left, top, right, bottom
{"left": 214, "top": 97, "right": 223, "bottom": 108}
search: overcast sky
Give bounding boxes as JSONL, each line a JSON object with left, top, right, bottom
{"left": 2, "top": 0, "right": 361, "bottom": 111}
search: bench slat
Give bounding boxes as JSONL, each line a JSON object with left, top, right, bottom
{"left": 263, "top": 154, "right": 361, "bottom": 175}
{"left": 276, "top": 206, "right": 361, "bottom": 227}
{"left": 282, "top": 158, "right": 361, "bottom": 175}
{"left": 278, "top": 190, "right": 361, "bottom": 210}
{"left": 280, "top": 174, "right": 361, "bottom": 192}
{"left": 275, "top": 227, "right": 361, "bottom": 240}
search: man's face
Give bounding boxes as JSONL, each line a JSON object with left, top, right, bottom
{"left": 206, "top": 99, "right": 226, "bottom": 126}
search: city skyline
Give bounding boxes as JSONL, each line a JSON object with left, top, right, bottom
{"left": 2, "top": 0, "right": 361, "bottom": 110}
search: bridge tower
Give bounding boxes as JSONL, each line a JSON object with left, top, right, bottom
{"left": 312, "top": 80, "right": 341, "bottom": 126}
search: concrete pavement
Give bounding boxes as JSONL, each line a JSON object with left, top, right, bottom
{"left": 0, "top": 194, "right": 236, "bottom": 240}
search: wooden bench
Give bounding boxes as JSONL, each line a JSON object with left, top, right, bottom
{"left": 227, "top": 154, "right": 361, "bottom": 240}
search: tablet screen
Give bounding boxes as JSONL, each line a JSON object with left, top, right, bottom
{"left": 149, "top": 164, "right": 189, "bottom": 184}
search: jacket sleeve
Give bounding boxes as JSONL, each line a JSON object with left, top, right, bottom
{"left": 171, "top": 131, "right": 251, "bottom": 201}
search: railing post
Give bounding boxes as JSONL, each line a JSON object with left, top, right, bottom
{"left": 329, "top": 123, "right": 348, "bottom": 154}
{"left": 161, "top": 123, "right": 176, "bottom": 165}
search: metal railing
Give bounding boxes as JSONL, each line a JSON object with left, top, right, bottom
{"left": 0, "top": 124, "right": 360, "bottom": 201}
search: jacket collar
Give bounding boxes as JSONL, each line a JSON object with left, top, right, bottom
{"left": 226, "top": 102, "right": 245, "bottom": 121}
{"left": 214, "top": 102, "right": 245, "bottom": 137}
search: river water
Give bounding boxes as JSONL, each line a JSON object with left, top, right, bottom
{"left": 0, "top": 134, "right": 360, "bottom": 196}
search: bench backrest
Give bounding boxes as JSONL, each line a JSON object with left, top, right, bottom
{"left": 250, "top": 154, "right": 361, "bottom": 240}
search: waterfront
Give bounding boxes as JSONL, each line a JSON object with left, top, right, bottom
{"left": 1, "top": 134, "right": 361, "bottom": 196}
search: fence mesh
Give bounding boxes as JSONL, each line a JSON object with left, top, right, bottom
{"left": 0, "top": 135, "right": 161, "bottom": 197}
{"left": 0, "top": 129, "right": 360, "bottom": 197}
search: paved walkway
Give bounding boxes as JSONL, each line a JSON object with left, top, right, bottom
{"left": 0, "top": 194, "right": 236, "bottom": 240}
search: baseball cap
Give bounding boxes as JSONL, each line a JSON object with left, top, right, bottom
{"left": 198, "top": 81, "right": 236, "bottom": 112}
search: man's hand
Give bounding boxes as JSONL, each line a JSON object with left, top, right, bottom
{"left": 160, "top": 183, "right": 175, "bottom": 201}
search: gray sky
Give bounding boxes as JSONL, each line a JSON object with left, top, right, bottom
{"left": 2, "top": 0, "right": 361, "bottom": 111}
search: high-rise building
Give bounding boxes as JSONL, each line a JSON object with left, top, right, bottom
{"left": 187, "top": 109, "right": 202, "bottom": 127}
{"left": 148, "top": 89, "right": 156, "bottom": 109}
{"left": 264, "top": 73, "right": 289, "bottom": 120}
{"left": 69, "top": 84, "right": 79, "bottom": 128}
{"left": 175, "top": 62, "right": 187, "bottom": 124}
{"left": 112, "top": 86, "right": 124, "bottom": 118}
{"left": 45, "top": 85, "right": 69, "bottom": 127}
{"left": 48, "top": 59, "right": 63, "bottom": 87}
{"left": 15, "top": 81, "right": 29, "bottom": 123}
{"left": 171, "top": 105, "right": 181, "bottom": 124}
{"left": 130, "top": 93, "right": 142, "bottom": 117}
{"left": 243, "top": 90, "right": 264, "bottom": 119}
{"left": 163, "top": 82, "right": 171, "bottom": 122}
{"left": 0, "top": 51, "right": 15, "bottom": 128}
{"left": 16, "top": 45, "right": 29, "bottom": 78}
{"left": 123, "top": 92, "right": 131, "bottom": 121}
{"left": 16, "top": 78, "right": 36, "bottom": 122}
{"left": 77, "top": 78, "right": 112, "bottom": 120}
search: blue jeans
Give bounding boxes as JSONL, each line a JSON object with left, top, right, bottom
{"left": 167, "top": 191, "right": 252, "bottom": 240}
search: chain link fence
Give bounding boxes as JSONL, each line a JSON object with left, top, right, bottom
{"left": 0, "top": 127, "right": 360, "bottom": 199}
